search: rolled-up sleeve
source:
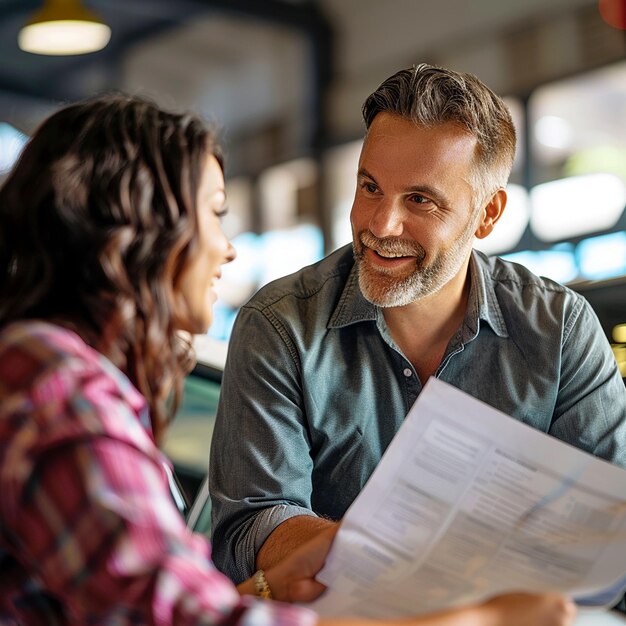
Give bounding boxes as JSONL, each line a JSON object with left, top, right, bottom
{"left": 209, "top": 304, "right": 319, "bottom": 583}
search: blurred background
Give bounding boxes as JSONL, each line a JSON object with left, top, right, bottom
{"left": 2, "top": 0, "right": 626, "bottom": 499}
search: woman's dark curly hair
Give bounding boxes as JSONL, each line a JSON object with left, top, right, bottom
{"left": 0, "top": 95, "right": 221, "bottom": 442}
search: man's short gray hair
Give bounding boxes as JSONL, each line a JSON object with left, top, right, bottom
{"left": 362, "top": 63, "right": 516, "bottom": 204}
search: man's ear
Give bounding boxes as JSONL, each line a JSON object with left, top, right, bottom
{"left": 475, "top": 188, "right": 507, "bottom": 239}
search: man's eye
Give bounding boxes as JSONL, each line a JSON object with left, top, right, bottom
{"left": 409, "top": 194, "right": 429, "bottom": 204}
{"left": 362, "top": 182, "right": 378, "bottom": 193}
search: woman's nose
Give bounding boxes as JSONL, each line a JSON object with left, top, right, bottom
{"left": 224, "top": 240, "right": 236, "bottom": 264}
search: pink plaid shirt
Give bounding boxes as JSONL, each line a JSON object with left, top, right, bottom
{"left": 0, "top": 321, "right": 317, "bottom": 626}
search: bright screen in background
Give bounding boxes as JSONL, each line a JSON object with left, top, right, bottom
{"left": 501, "top": 244, "right": 578, "bottom": 285}
{"left": 209, "top": 223, "right": 324, "bottom": 341}
{"left": 478, "top": 176, "right": 626, "bottom": 285}
{"left": 577, "top": 232, "right": 626, "bottom": 280}
{"left": 501, "top": 233, "right": 626, "bottom": 285}
{"left": 0, "top": 122, "right": 28, "bottom": 174}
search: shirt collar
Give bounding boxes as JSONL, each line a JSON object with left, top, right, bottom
{"left": 329, "top": 261, "right": 378, "bottom": 328}
{"left": 468, "top": 250, "right": 509, "bottom": 338}
{"left": 328, "top": 249, "right": 509, "bottom": 338}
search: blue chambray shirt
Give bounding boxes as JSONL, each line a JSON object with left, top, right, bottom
{"left": 209, "top": 244, "right": 626, "bottom": 584}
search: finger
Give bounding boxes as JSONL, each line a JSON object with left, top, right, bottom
{"left": 287, "top": 579, "right": 328, "bottom": 603}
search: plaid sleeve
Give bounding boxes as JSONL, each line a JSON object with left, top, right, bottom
{"left": 0, "top": 324, "right": 318, "bottom": 626}
{"left": 10, "top": 437, "right": 316, "bottom": 626}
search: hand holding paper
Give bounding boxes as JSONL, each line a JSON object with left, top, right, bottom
{"left": 308, "top": 378, "right": 626, "bottom": 619}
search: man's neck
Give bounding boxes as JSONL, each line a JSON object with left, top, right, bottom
{"left": 382, "top": 260, "right": 472, "bottom": 385}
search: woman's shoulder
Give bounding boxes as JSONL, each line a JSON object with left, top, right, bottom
{"left": 0, "top": 320, "right": 151, "bottom": 449}
{"left": 1, "top": 317, "right": 89, "bottom": 354}
{"left": 0, "top": 320, "right": 104, "bottom": 393}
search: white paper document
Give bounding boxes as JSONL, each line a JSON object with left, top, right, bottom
{"left": 308, "top": 378, "right": 626, "bottom": 619}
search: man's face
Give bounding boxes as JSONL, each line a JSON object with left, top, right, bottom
{"left": 351, "top": 112, "right": 482, "bottom": 308}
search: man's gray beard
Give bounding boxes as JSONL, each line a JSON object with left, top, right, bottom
{"left": 353, "top": 229, "right": 473, "bottom": 308}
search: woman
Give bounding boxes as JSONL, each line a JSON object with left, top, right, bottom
{"left": 0, "top": 96, "right": 574, "bottom": 626}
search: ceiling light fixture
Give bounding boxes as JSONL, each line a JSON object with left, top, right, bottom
{"left": 18, "top": 0, "right": 111, "bottom": 56}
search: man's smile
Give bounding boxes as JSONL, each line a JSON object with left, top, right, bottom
{"left": 364, "top": 246, "right": 417, "bottom": 269}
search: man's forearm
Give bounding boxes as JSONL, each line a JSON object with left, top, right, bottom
{"left": 256, "top": 515, "right": 338, "bottom": 570}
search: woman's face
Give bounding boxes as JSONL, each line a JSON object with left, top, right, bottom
{"left": 176, "top": 154, "right": 236, "bottom": 334}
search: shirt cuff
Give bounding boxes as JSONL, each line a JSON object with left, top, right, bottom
{"left": 236, "top": 504, "right": 318, "bottom": 581}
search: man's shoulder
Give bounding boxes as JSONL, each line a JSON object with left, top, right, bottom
{"left": 244, "top": 244, "right": 355, "bottom": 311}
{"left": 475, "top": 249, "right": 580, "bottom": 298}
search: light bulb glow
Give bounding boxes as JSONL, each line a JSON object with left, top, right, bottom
{"left": 19, "top": 20, "right": 111, "bottom": 55}
{"left": 613, "top": 324, "right": 626, "bottom": 344}
{"left": 535, "top": 115, "right": 573, "bottom": 150}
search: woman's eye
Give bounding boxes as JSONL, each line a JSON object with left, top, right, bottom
{"left": 213, "top": 208, "right": 228, "bottom": 220}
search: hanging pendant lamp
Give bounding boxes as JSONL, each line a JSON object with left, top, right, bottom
{"left": 19, "top": 0, "right": 111, "bottom": 56}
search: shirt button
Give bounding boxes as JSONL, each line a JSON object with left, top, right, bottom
{"left": 403, "top": 368, "right": 413, "bottom": 377}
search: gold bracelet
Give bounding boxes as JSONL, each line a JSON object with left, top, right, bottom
{"left": 253, "top": 569, "right": 273, "bottom": 599}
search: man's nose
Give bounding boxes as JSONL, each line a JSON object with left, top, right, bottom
{"left": 369, "top": 199, "right": 404, "bottom": 238}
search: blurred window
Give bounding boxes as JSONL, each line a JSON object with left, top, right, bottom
{"left": 529, "top": 60, "right": 626, "bottom": 187}
{"left": 479, "top": 61, "right": 626, "bottom": 290}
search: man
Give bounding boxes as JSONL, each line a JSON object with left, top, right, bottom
{"left": 209, "top": 64, "right": 626, "bottom": 585}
